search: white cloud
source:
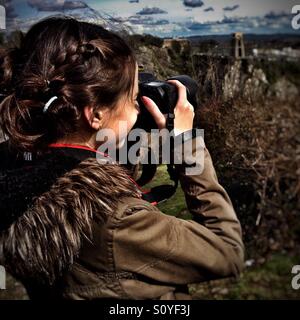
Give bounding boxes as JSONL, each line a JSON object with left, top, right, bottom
{"left": 6, "top": 0, "right": 298, "bottom": 36}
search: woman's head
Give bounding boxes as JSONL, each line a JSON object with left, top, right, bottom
{"left": 0, "top": 16, "right": 138, "bottom": 151}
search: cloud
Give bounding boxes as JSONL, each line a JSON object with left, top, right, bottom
{"left": 5, "top": 0, "right": 296, "bottom": 37}
{"left": 27, "top": 0, "right": 88, "bottom": 12}
{"left": 10, "top": 16, "right": 40, "bottom": 32}
{"left": 6, "top": 1, "right": 130, "bottom": 34}
{"left": 183, "top": 0, "right": 204, "bottom": 8}
{"left": 137, "top": 7, "right": 167, "bottom": 15}
{"left": 127, "top": 15, "right": 169, "bottom": 26}
{"left": 223, "top": 5, "right": 239, "bottom": 12}
{"left": 5, "top": 0, "right": 18, "bottom": 19}
{"left": 127, "top": 15, "right": 152, "bottom": 25}
{"left": 150, "top": 19, "right": 169, "bottom": 26}
{"left": 264, "top": 11, "right": 290, "bottom": 20}
{"left": 204, "top": 7, "right": 214, "bottom": 12}
{"left": 183, "top": 12, "right": 295, "bottom": 36}
{"left": 3, "top": 0, "right": 19, "bottom": 31}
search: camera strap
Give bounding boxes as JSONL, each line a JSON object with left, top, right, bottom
{"left": 166, "top": 113, "right": 175, "bottom": 131}
{"left": 137, "top": 113, "right": 179, "bottom": 205}
{"left": 136, "top": 131, "right": 180, "bottom": 205}
{"left": 139, "top": 164, "right": 179, "bottom": 205}
{"left": 137, "top": 128, "right": 201, "bottom": 205}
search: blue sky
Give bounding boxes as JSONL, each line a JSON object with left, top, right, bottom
{"left": 4, "top": 0, "right": 300, "bottom": 37}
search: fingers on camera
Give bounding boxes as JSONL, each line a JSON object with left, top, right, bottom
{"left": 168, "top": 80, "right": 187, "bottom": 107}
{"left": 142, "top": 96, "right": 166, "bottom": 129}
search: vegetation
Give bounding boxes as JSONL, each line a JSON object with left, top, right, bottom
{"left": 139, "top": 38, "right": 300, "bottom": 298}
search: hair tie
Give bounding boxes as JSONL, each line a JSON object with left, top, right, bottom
{"left": 43, "top": 96, "right": 58, "bottom": 113}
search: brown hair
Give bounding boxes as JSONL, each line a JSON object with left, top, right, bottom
{"left": 0, "top": 16, "right": 136, "bottom": 151}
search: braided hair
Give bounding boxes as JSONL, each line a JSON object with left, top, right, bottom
{"left": 0, "top": 16, "right": 136, "bottom": 151}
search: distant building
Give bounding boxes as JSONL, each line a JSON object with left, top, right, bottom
{"left": 233, "top": 32, "right": 246, "bottom": 59}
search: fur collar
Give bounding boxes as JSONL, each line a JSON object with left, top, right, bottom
{"left": 0, "top": 143, "right": 141, "bottom": 284}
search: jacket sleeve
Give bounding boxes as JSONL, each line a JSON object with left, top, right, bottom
{"left": 113, "top": 145, "right": 245, "bottom": 285}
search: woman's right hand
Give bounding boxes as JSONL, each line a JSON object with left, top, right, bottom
{"left": 141, "top": 80, "right": 195, "bottom": 135}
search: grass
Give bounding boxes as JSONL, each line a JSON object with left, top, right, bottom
{"left": 143, "top": 165, "right": 192, "bottom": 219}
{"left": 190, "top": 254, "right": 300, "bottom": 300}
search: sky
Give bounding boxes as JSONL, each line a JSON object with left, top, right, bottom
{"left": 2, "top": 0, "right": 300, "bottom": 37}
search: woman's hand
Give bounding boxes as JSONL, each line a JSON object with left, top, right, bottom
{"left": 141, "top": 80, "right": 195, "bottom": 135}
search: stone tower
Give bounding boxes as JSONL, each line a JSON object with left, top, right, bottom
{"left": 233, "top": 32, "right": 245, "bottom": 59}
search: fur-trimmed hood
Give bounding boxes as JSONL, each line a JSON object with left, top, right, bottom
{"left": 0, "top": 141, "right": 141, "bottom": 285}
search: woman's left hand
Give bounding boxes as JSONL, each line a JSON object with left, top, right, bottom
{"left": 141, "top": 96, "right": 167, "bottom": 130}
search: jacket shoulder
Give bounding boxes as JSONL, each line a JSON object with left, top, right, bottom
{"left": 0, "top": 159, "right": 141, "bottom": 285}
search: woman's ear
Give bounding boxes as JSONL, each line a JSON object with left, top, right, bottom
{"left": 83, "top": 105, "right": 104, "bottom": 131}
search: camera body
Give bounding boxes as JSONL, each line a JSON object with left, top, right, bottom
{"left": 135, "top": 73, "right": 199, "bottom": 131}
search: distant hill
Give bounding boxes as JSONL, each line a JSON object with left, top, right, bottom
{"left": 186, "top": 33, "right": 300, "bottom": 49}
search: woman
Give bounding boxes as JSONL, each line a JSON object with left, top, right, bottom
{"left": 0, "top": 16, "right": 244, "bottom": 300}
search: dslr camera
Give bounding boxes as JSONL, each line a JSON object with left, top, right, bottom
{"left": 135, "top": 72, "right": 199, "bottom": 131}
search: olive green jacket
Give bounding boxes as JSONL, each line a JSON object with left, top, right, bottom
{"left": 0, "top": 142, "right": 244, "bottom": 300}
